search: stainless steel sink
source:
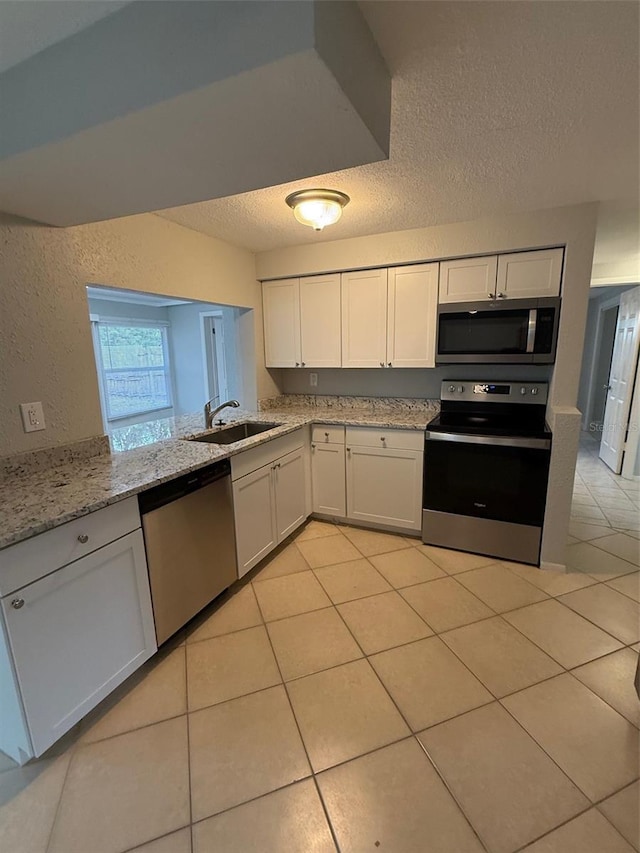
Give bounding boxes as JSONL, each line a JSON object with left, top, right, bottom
{"left": 188, "top": 422, "right": 283, "bottom": 445}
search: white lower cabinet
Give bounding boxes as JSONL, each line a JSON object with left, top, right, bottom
{"left": 232, "top": 464, "right": 278, "bottom": 577}
{"left": 311, "top": 441, "right": 346, "bottom": 517}
{"left": 232, "top": 433, "right": 308, "bottom": 577}
{"left": 346, "top": 445, "right": 423, "bottom": 530}
{"left": 1, "top": 522, "right": 156, "bottom": 760}
{"left": 309, "top": 425, "right": 424, "bottom": 531}
{"left": 274, "top": 448, "right": 307, "bottom": 540}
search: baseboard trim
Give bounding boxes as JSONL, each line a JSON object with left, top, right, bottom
{"left": 540, "top": 560, "right": 567, "bottom": 573}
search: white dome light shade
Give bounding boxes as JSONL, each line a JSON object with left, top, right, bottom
{"left": 285, "top": 189, "right": 350, "bottom": 232}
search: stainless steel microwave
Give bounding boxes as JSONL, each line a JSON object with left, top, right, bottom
{"left": 436, "top": 297, "right": 560, "bottom": 364}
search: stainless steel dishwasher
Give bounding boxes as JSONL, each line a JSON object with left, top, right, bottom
{"left": 139, "top": 459, "right": 237, "bottom": 645}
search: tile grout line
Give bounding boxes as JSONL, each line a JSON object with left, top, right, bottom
{"left": 252, "top": 576, "right": 343, "bottom": 853}
{"left": 509, "top": 776, "right": 640, "bottom": 853}
{"left": 43, "top": 737, "right": 79, "bottom": 853}
{"left": 497, "top": 687, "right": 640, "bottom": 807}
{"left": 413, "top": 735, "right": 492, "bottom": 853}
{"left": 183, "top": 642, "right": 195, "bottom": 853}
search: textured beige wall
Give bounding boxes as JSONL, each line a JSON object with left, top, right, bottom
{"left": 257, "top": 203, "right": 599, "bottom": 567}
{"left": 0, "top": 212, "right": 278, "bottom": 456}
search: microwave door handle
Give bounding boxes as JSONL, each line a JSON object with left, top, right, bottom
{"left": 526, "top": 309, "right": 538, "bottom": 353}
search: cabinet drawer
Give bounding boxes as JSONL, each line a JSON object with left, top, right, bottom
{"left": 231, "top": 428, "right": 305, "bottom": 481}
{"left": 345, "top": 426, "right": 424, "bottom": 452}
{"left": 0, "top": 497, "right": 140, "bottom": 597}
{"left": 312, "top": 424, "right": 345, "bottom": 444}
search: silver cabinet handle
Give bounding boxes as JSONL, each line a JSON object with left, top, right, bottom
{"left": 387, "top": 362, "right": 392, "bottom": 367}
{"left": 497, "top": 292, "right": 506, "bottom": 298}
{"left": 488, "top": 292, "right": 495, "bottom": 299}
{"left": 77, "top": 534, "right": 89, "bottom": 544}
{"left": 603, "top": 384, "right": 611, "bottom": 390}
{"left": 325, "top": 431, "right": 329, "bottom": 437}
{"left": 380, "top": 436, "right": 386, "bottom": 442}
{"left": 379, "top": 362, "right": 384, "bottom": 367}
{"left": 301, "top": 362, "right": 305, "bottom": 367}
{"left": 295, "top": 362, "right": 300, "bottom": 367}
{"left": 346, "top": 447, "right": 351, "bottom": 453}
{"left": 11, "top": 598, "right": 24, "bottom": 609}
{"left": 311, "top": 443, "right": 316, "bottom": 449}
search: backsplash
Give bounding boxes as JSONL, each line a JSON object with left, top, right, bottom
{"left": 279, "top": 366, "right": 553, "bottom": 399}
{"left": 0, "top": 435, "right": 110, "bottom": 480}
{"left": 259, "top": 394, "right": 440, "bottom": 416}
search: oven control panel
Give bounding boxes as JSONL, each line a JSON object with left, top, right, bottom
{"left": 441, "top": 381, "right": 548, "bottom": 404}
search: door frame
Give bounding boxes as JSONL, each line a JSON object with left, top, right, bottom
{"left": 599, "top": 286, "right": 640, "bottom": 473}
{"left": 199, "top": 311, "right": 228, "bottom": 403}
{"left": 582, "top": 292, "right": 621, "bottom": 430}
{"left": 621, "top": 349, "right": 640, "bottom": 480}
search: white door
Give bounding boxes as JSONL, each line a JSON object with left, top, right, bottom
{"left": 299, "top": 274, "right": 341, "bottom": 367}
{"left": 233, "top": 464, "right": 277, "bottom": 576}
{"left": 311, "top": 442, "right": 346, "bottom": 516}
{"left": 346, "top": 445, "right": 424, "bottom": 530}
{"left": 497, "top": 248, "right": 563, "bottom": 299}
{"left": 341, "top": 268, "right": 388, "bottom": 367}
{"left": 387, "top": 263, "right": 439, "bottom": 367}
{"left": 274, "top": 448, "right": 307, "bottom": 540}
{"left": 2, "top": 531, "right": 156, "bottom": 757}
{"left": 600, "top": 287, "right": 640, "bottom": 472}
{"left": 438, "top": 256, "right": 498, "bottom": 303}
{"left": 263, "top": 279, "right": 301, "bottom": 367}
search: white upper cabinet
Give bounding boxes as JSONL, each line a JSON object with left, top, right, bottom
{"left": 299, "top": 274, "right": 341, "bottom": 367}
{"left": 496, "top": 248, "right": 563, "bottom": 298}
{"left": 387, "top": 263, "right": 438, "bottom": 368}
{"left": 438, "top": 256, "right": 498, "bottom": 303}
{"left": 341, "top": 268, "right": 389, "bottom": 367}
{"left": 263, "top": 278, "right": 301, "bottom": 367}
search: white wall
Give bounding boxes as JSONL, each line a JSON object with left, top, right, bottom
{"left": 167, "top": 302, "right": 241, "bottom": 415}
{"left": 256, "top": 202, "right": 599, "bottom": 568}
{"left": 281, "top": 365, "right": 552, "bottom": 399}
{"left": 0, "top": 212, "right": 279, "bottom": 457}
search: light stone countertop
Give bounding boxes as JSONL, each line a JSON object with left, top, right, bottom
{"left": 0, "top": 401, "right": 437, "bottom": 552}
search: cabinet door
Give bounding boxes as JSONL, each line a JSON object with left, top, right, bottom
{"left": 233, "top": 464, "right": 277, "bottom": 577}
{"left": 346, "top": 445, "right": 423, "bottom": 530}
{"left": 497, "top": 248, "right": 563, "bottom": 298}
{"left": 2, "top": 531, "right": 156, "bottom": 757}
{"left": 263, "top": 279, "right": 301, "bottom": 367}
{"left": 438, "top": 256, "right": 498, "bottom": 303}
{"left": 387, "top": 263, "right": 439, "bottom": 367}
{"left": 274, "top": 448, "right": 307, "bottom": 540}
{"left": 341, "top": 268, "right": 388, "bottom": 367}
{"left": 311, "top": 442, "right": 346, "bottom": 517}
{"left": 300, "top": 274, "right": 341, "bottom": 367}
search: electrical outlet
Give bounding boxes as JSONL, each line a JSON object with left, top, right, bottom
{"left": 310, "top": 372, "right": 318, "bottom": 387}
{"left": 20, "top": 402, "right": 46, "bottom": 433}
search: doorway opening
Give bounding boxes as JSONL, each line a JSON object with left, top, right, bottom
{"left": 577, "top": 284, "right": 640, "bottom": 477}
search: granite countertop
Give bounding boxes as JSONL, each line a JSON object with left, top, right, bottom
{"left": 0, "top": 399, "right": 438, "bottom": 551}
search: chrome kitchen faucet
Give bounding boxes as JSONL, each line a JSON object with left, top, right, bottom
{"left": 204, "top": 398, "right": 240, "bottom": 428}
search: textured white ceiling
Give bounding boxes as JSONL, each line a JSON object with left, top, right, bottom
{"left": 0, "top": 1, "right": 130, "bottom": 73}
{"left": 157, "top": 0, "right": 639, "bottom": 269}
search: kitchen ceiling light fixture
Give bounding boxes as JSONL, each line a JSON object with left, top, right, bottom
{"left": 285, "top": 188, "right": 350, "bottom": 232}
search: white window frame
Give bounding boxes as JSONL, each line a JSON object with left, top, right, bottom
{"left": 90, "top": 316, "right": 174, "bottom": 423}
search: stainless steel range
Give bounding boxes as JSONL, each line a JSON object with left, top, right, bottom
{"left": 422, "top": 380, "right": 552, "bottom": 565}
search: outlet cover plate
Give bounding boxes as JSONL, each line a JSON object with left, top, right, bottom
{"left": 20, "top": 402, "right": 46, "bottom": 433}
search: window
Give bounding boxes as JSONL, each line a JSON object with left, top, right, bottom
{"left": 93, "top": 321, "right": 173, "bottom": 421}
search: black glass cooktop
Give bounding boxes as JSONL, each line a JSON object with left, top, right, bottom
{"left": 427, "top": 411, "right": 552, "bottom": 440}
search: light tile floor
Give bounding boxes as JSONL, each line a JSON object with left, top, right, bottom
{"left": 1, "top": 464, "right": 639, "bottom": 852}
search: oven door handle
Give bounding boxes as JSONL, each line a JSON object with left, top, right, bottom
{"left": 426, "top": 431, "right": 551, "bottom": 450}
